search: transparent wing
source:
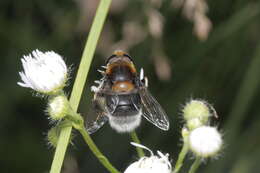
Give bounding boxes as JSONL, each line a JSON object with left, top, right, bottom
{"left": 139, "top": 87, "right": 170, "bottom": 130}
{"left": 85, "top": 94, "right": 109, "bottom": 134}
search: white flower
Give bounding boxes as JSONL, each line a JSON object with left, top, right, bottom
{"left": 18, "top": 49, "right": 68, "bottom": 94}
{"left": 189, "top": 126, "right": 222, "bottom": 157}
{"left": 124, "top": 143, "right": 171, "bottom": 173}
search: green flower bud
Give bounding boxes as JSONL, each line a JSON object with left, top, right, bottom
{"left": 187, "top": 118, "right": 203, "bottom": 130}
{"left": 183, "top": 100, "right": 210, "bottom": 125}
{"left": 47, "top": 126, "right": 60, "bottom": 148}
{"left": 182, "top": 127, "right": 189, "bottom": 139}
{"left": 47, "top": 122, "right": 74, "bottom": 148}
{"left": 47, "top": 95, "right": 69, "bottom": 120}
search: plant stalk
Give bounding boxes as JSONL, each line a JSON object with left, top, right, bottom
{"left": 188, "top": 157, "right": 201, "bottom": 173}
{"left": 130, "top": 131, "right": 145, "bottom": 157}
{"left": 49, "top": 0, "right": 112, "bottom": 172}
{"left": 173, "top": 140, "right": 189, "bottom": 173}
{"left": 78, "top": 127, "right": 120, "bottom": 173}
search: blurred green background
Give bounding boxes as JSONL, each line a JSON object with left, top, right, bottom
{"left": 1, "top": 0, "right": 260, "bottom": 172}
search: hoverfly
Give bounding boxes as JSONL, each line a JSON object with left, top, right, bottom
{"left": 86, "top": 50, "right": 169, "bottom": 133}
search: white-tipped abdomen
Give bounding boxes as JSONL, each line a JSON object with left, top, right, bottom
{"left": 108, "top": 111, "right": 142, "bottom": 133}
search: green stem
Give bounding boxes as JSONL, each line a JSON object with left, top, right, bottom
{"left": 69, "top": 0, "right": 112, "bottom": 109}
{"left": 130, "top": 131, "right": 145, "bottom": 157}
{"left": 49, "top": 0, "right": 112, "bottom": 172}
{"left": 49, "top": 125, "right": 72, "bottom": 173}
{"left": 188, "top": 157, "right": 201, "bottom": 173}
{"left": 63, "top": 101, "right": 118, "bottom": 173}
{"left": 78, "top": 127, "right": 120, "bottom": 173}
{"left": 173, "top": 140, "right": 189, "bottom": 173}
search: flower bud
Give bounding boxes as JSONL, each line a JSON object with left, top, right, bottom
{"left": 47, "top": 95, "right": 69, "bottom": 120}
{"left": 47, "top": 126, "right": 60, "bottom": 148}
{"left": 47, "top": 122, "right": 73, "bottom": 148}
{"left": 189, "top": 126, "right": 222, "bottom": 157}
{"left": 187, "top": 118, "right": 203, "bottom": 130}
{"left": 181, "top": 127, "right": 189, "bottom": 139}
{"left": 183, "top": 100, "right": 210, "bottom": 125}
{"left": 18, "top": 49, "right": 68, "bottom": 95}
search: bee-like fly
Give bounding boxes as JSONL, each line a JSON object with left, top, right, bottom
{"left": 86, "top": 50, "right": 169, "bottom": 133}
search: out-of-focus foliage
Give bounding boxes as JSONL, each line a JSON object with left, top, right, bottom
{"left": 1, "top": 0, "right": 260, "bottom": 172}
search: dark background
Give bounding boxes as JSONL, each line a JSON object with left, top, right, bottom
{"left": 1, "top": 0, "right": 260, "bottom": 173}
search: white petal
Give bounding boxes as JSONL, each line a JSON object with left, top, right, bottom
{"left": 130, "top": 142, "right": 153, "bottom": 156}
{"left": 17, "top": 82, "right": 29, "bottom": 88}
{"left": 125, "top": 144, "right": 171, "bottom": 173}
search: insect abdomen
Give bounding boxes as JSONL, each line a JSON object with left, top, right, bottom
{"left": 106, "top": 94, "right": 142, "bottom": 133}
